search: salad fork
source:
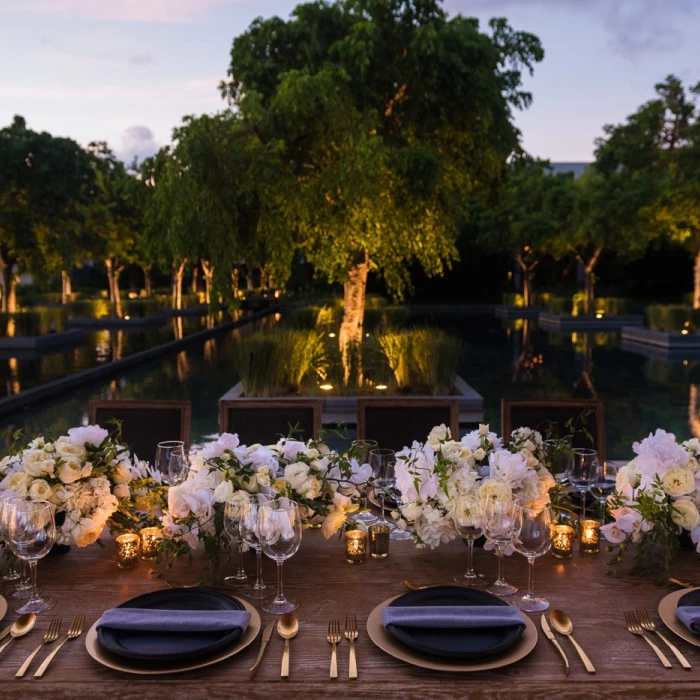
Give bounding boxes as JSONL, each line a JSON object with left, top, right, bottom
{"left": 16, "top": 618, "right": 61, "bottom": 677}
{"left": 636, "top": 606, "right": 691, "bottom": 669}
{"left": 344, "top": 613, "right": 358, "bottom": 679}
{"left": 327, "top": 619, "right": 341, "bottom": 679}
{"left": 624, "top": 610, "right": 672, "bottom": 668}
{"left": 34, "top": 613, "right": 85, "bottom": 677}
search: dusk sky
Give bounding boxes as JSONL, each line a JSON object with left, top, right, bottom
{"left": 2, "top": 0, "right": 699, "bottom": 164}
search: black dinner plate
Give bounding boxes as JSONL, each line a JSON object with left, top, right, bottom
{"left": 677, "top": 589, "right": 700, "bottom": 635}
{"left": 384, "top": 585, "right": 524, "bottom": 660}
{"left": 97, "top": 588, "right": 246, "bottom": 662}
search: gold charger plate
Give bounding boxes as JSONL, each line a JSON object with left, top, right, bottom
{"left": 85, "top": 598, "right": 261, "bottom": 675}
{"left": 366, "top": 595, "right": 538, "bottom": 672}
{"left": 0, "top": 593, "right": 7, "bottom": 622}
{"left": 658, "top": 587, "right": 700, "bottom": 647}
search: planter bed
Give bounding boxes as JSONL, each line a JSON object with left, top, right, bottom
{"left": 538, "top": 312, "right": 645, "bottom": 332}
{"left": 158, "top": 306, "right": 213, "bottom": 317}
{"left": 0, "top": 328, "right": 84, "bottom": 351}
{"left": 621, "top": 326, "right": 700, "bottom": 360}
{"left": 67, "top": 315, "right": 167, "bottom": 330}
{"left": 494, "top": 305, "right": 546, "bottom": 320}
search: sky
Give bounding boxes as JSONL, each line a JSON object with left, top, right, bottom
{"left": 1, "top": 0, "right": 699, "bottom": 163}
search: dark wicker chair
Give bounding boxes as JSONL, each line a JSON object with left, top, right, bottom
{"left": 88, "top": 400, "right": 192, "bottom": 463}
{"left": 357, "top": 398, "right": 460, "bottom": 453}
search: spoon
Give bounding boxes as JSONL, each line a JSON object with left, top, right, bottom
{"left": 277, "top": 613, "right": 299, "bottom": 678}
{"left": 549, "top": 609, "right": 596, "bottom": 673}
{"left": 0, "top": 613, "right": 37, "bottom": 655}
{"left": 402, "top": 579, "right": 436, "bottom": 591}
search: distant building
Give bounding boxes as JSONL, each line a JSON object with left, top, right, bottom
{"left": 549, "top": 162, "right": 590, "bottom": 179}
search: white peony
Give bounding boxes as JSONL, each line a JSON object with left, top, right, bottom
{"left": 67, "top": 425, "right": 109, "bottom": 448}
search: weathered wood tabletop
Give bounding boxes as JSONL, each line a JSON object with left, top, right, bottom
{"left": 2, "top": 529, "right": 700, "bottom": 699}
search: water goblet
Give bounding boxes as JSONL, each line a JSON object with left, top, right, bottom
{"left": 512, "top": 500, "right": 553, "bottom": 612}
{"left": 6, "top": 500, "right": 56, "bottom": 614}
{"left": 239, "top": 495, "right": 272, "bottom": 600}
{"left": 0, "top": 495, "right": 31, "bottom": 598}
{"left": 258, "top": 499, "right": 303, "bottom": 614}
{"left": 483, "top": 499, "right": 518, "bottom": 597}
{"left": 370, "top": 449, "right": 396, "bottom": 528}
{"left": 168, "top": 450, "right": 190, "bottom": 486}
{"left": 223, "top": 497, "right": 249, "bottom": 587}
{"left": 588, "top": 461, "right": 618, "bottom": 517}
{"left": 0, "top": 493, "right": 21, "bottom": 584}
{"left": 568, "top": 449, "right": 599, "bottom": 518}
{"left": 451, "top": 496, "right": 487, "bottom": 586}
{"left": 156, "top": 441, "right": 185, "bottom": 484}
{"left": 350, "top": 439, "right": 378, "bottom": 523}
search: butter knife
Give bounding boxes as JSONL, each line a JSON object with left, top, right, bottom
{"left": 540, "top": 614, "right": 570, "bottom": 676}
{"left": 249, "top": 620, "right": 276, "bottom": 680}
{"left": 0, "top": 623, "right": 11, "bottom": 644}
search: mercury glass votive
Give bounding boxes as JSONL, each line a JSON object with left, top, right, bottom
{"left": 369, "top": 524, "right": 390, "bottom": 559}
{"left": 579, "top": 519, "right": 601, "bottom": 554}
{"left": 551, "top": 524, "right": 575, "bottom": 559}
{"left": 345, "top": 530, "right": 367, "bottom": 564}
{"left": 140, "top": 527, "right": 163, "bottom": 562}
{"left": 116, "top": 533, "right": 140, "bottom": 569}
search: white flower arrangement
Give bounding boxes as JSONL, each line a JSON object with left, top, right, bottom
{"left": 393, "top": 424, "right": 555, "bottom": 548}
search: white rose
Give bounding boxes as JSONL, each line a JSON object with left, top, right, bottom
{"left": 256, "top": 467, "right": 271, "bottom": 487}
{"left": 6, "top": 471, "right": 30, "bottom": 495}
{"left": 478, "top": 479, "right": 512, "bottom": 502}
{"left": 400, "top": 501, "right": 423, "bottom": 523}
{"left": 283, "top": 462, "right": 310, "bottom": 491}
{"left": 427, "top": 424, "right": 450, "bottom": 447}
{"left": 55, "top": 440, "right": 87, "bottom": 461}
{"left": 112, "top": 464, "right": 132, "bottom": 485}
{"left": 474, "top": 448, "right": 486, "bottom": 462}
{"left": 478, "top": 424, "right": 490, "bottom": 437}
{"left": 662, "top": 468, "right": 696, "bottom": 497}
{"left": 28, "top": 479, "right": 53, "bottom": 501}
{"left": 672, "top": 498, "right": 700, "bottom": 530}
{"left": 113, "top": 483, "right": 130, "bottom": 500}
{"left": 321, "top": 509, "right": 348, "bottom": 539}
{"left": 57, "top": 460, "right": 83, "bottom": 484}
{"left": 71, "top": 518, "right": 103, "bottom": 547}
{"left": 300, "top": 476, "right": 322, "bottom": 499}
{"left": 214, "top": 480, "right": 234, "bottom": 503}
{"left": 616, "top": 464, "right": 640, "bottom": 491}
{"left": 25, "top": 459, "right": 55, "bottom": 478}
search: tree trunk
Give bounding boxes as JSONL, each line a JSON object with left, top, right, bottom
{"left": 142, "top": 264, "right": 153, "bottom": 297}
{"left": 689, "top": 385, "right": 700, "bottom": 438}
{"left": 105, "top": 258, "right": 123, "bottom": 317}
{"left": 232, "top": 267, "right": 240, "bottom": 299}
{"left": 245, "top": 266, "right": 254, "bottom": 292}
{"left": 576, "top": 246, "right": 603, "bottom": 316}
{"left": 172, "top": 260, "right": 187, "bottom": 310}
{"left": 339, "top": 251, "right": 369, "bottom": 386}
{"left": 0, "top": 248, "right": 17, "bottom": 313}
{"left": 693, "top": 250, "right": 700, "bottom": 309}
{"left": 61, "top": 270, "right": 72, "bottom": 305}
{"left": 515, "top": 255, "right": 537, "bottom": 308}
{"left": 191, "top": 263, "right": 199, "bottom": 296}
{"left": 202, "top": 260, "right": 214, "bottom": 306}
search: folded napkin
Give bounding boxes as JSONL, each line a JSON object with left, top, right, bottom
{"left": 676, "top": 607, "right": 700, "bottom": 634}
{"left": 381, "top": 605, "right": 525, "bottom": 630}
{"left": 96, "top": 608, "right": 251, "bottom": 633}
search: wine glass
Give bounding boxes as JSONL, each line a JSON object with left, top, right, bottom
{"left": 370, "top": 449, "right": 395, "bottom": 528}
{"left": 483, "top": 498, "right": 518, "bottom": 596}
{"left": 544, "top": 438, "right": 573, "bottom": 484}
{"left": 0, "top": 495, "right": 31, "bottom": 599}
{"left": 451, "top": 495, "right": 486, "bottom": 586}
{"left": 512, "top": 500, "right": 553, "bottom": 612}
{"left": 168, "top": 450, "right": 190, "bottom": 486}
{"left": 589, "top": 461, "right": 619, "bottom": 517}
{"left": 258, "top": 499, "right": 302, "bottom": 614}
{"left": 156, "top": 441, "right": 185, "bottom": 484}
{"left": 350, "top": 439, "right": 378, "bottom": 523}
{"left": 223, "top": 497, "right": 249, "bottom": 587}
{"left": 0, "top": 494, "right": 21, "bottom": 584}
{"left": 567, "top": 449, "right": 599, "bottom": 518}
{"left": 239, "top": 495, "right": 272, "bottom": 600}
{"left": 6, "top": 500, "right": 56, "bottom": 614}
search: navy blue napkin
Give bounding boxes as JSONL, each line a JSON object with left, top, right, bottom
{"left": 676, "top": 606, "right": 700, "bottom": 634}
{"left": 97, "top": 608, "right": 250, "bottom": 633}
{"left": 382, "top": 605, "right": 525, "bottom": 630}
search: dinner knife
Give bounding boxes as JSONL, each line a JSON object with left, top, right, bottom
{"left": 540, "top": 614, "right": 570, "bottom": 676}
{"left": 249, "top": 620, "right": 276, "bottom": 680}
{"left": 0, "top": 623, "right": 12, "bottom": 644}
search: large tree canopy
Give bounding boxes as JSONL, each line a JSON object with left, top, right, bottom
{"left": 222, "top": 0, "right": 543, "bottom": 380}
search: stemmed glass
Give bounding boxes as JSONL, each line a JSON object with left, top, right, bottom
{"left": 350, "top": 439, "right": 378, "bottom": 523}
{"left": 568, "top": 448, "right": 599, "bottom": 518}
{"left": 370, "top": 449, "right": 396, "bottom": 528}
{"left": 223, "top": 497, "right": 249, "bottom": 588}
{"left": 589, "top": 461, "right": 618, "bottom": 518}
{"left": 512, "top": 500, "right": 553, "bottom": 612}
{"left": 168, "top": 450, "right": 190, "bottom": 486}
{"left": 483, "top": 499, "right": 518, "bottom": 597}
{"left": 0, "top": 495, "right": 31, "bottom": 599}
{"left": 0, "top": 493, "right": 21, "bottom": 584}
{"left": 451, "top": 496, "right": 486, "bottom": 586}
{"left": 258, "top": 499, "right": 302, "bottom": 614}
{"left": 5, "top": 500, "right": 56, "bottom": 614}
{"left": 239, "top": 495, "right": 272, "bottom": 600}
{"left": 156, "top": 441, "right": 185, "bottom": 484}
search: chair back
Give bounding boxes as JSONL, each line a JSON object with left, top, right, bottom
{"left": 357, "top": 399, "right": 459, "bottom": 453}
{"left": 218, "top": 399, "right": 323, "bottom": 445}
{"left": 88, "top": 400, "right": 191, "bottom": 463}
{"left": 500, "top": 399, "right": 605, "bottom": 461}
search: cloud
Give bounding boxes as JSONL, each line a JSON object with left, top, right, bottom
{"left": 119, "top": 125, "right": 159, "bottom": 164}
{"left": 130, "top": 53, "right": 157, "bottom": 67}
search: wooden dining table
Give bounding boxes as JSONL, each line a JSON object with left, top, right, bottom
{"left": 3, "top": 529, "right": 700, "bottom": 699}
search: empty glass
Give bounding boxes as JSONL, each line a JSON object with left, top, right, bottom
{"left": 351, "top": 439, "right": 378, "bottom": 523}
{"left": 239, "top": 495, "right": 272, "bottom": 600}
{"left": 0, "top": 495, "right": 31, "bottom": 598}
{"left": 589, "top": 461, "right": 619, "bottom": 514}
{"left": 223, "top": 497, "right": 249, "bottom": 587}
{"left": 451, "top": 496, "right": 486, "bottom": 586}
{"left": 370, "top": 449, "right": 396, "bottom": 528}
{"left": 0, "top": 493, "right": 21, "bottom": 584}
{"left": 513, "top": 500, "right": 553, "bottom": 612}
{"left": 483, "top": 499, "right": 518, "bottom": 596}
{"left": 168, "top": 450, "right": 190, "bottom": 486}
{"left": 6, "top": 500, "right": 56, "bottom": 614}
{"left": 155, "top": 441, "right": 185, "bottom": 484}
{"left": 258, "top": 499, "right": 302, "bottom": 614}
{"left": 567, "top": 449, "right": 599, "bottom": 518}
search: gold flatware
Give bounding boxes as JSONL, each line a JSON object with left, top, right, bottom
{"left": 549, "top": 610, "right": 595, "bottom": 674}
{"left": 16, "top": 618, "right": 62, "bottom": 677}
{"left": 669, "top": 578, "right": 697, "bottom": 589}
{"left": 624, "top": 610, "right": 672, "bottom": 668}
{"left": 277, "top": 613, "right": 298, "bottom": 679}
{"left": 402, "top": 580, "right": 436, "bottom": 591}
{"left": 327, "top": 618, "right": 341, "bottom": 679}
{"left": 635, "top": 607, "right": 690, "bottom": 669}
{"left": 540, "top": 613, "right": 569, "bottom": 676}
{"left": 33, "top": 613, "right": 85, "bottom": 677}
{"left": 0, "top": 622, "right": 13, "bottom": 643}
{"left": 249, "top": 619, "right": 276, "bottom": 680}
{"left": 344, "top": 613, "right": 358, "bottom": 680}
{"left": 0, "top": 613, "right": 36, "bottom": 655}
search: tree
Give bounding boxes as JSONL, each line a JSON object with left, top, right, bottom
{"left": 475, "top": 157, "right": 576, "bottom": 307}
{"left": 222, "top": 0, "right": 543, "bottom": 382}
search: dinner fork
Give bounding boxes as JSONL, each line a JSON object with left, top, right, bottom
{"left": 327, "top": 619, "right": 341, "bottom": 679}
{"left": 636, "top": 606, "right": 691, "bottom": 669}
{"left": 15, "top": 618, "right": 62, "bottom": 677}
{"left": 624, "top": 610, "right": 672, "bottom": 668}
{"left": 34, "top": 614, "right": 85, "bottom": 678}
{"left": 344, "top": 613, "right": 358, "bottom": 680}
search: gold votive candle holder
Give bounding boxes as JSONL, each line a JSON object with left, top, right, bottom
{"left": 369, "top": 524, "right": 390, "bottom": 559}
{"left": 551, "top": 524, "right": 575, "bottom": 559}
{"left": 344, "top": 530, "right": 367, "bottom": 564}
{"left": 116, "top": 533, "right": 140, "bottom": 569}
{"left": 140, "top": 527, "right": 163, "bottom": 561}
{"left": 579, "top": 519, "right": 601, "bottom": 554}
